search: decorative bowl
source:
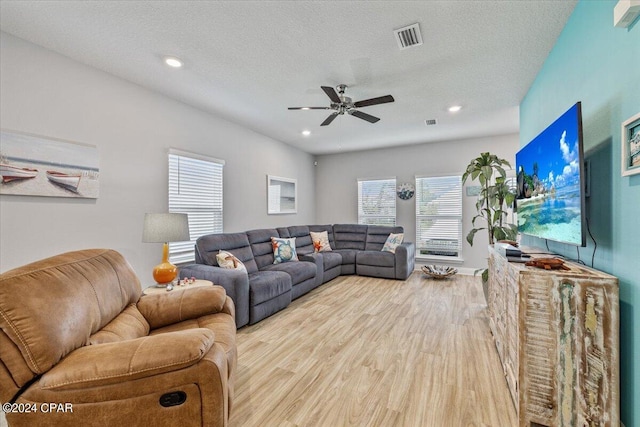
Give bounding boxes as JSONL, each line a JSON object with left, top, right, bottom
{"left": 421, "top": 265, "right": 458, "bottom": 279}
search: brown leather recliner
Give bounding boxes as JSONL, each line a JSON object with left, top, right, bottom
{"left": 0, "top": 249, "right": 236, "bottom": 426}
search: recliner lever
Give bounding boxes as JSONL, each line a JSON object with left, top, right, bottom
{"left": 159, "top": 391, "right": 187, "bottom": 407}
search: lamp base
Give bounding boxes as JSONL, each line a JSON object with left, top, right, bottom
{"left": 152, "top": 261, "right": 178, "bottom": 285}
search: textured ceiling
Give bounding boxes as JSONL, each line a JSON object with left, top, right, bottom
{"left": 0, "top": 1, "right": 576, "bottom": 155}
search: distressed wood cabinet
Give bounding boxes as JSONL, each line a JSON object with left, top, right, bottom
{"left": 487, "top": 245, "right": 619, "bottom": 427}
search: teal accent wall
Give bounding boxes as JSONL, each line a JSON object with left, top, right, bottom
{"left": 520, "top": 1, "right": 640, "bottom": 424}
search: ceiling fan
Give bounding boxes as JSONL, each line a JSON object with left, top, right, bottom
{"left": 288, "top": 84, "right": 394, "bottom": 126}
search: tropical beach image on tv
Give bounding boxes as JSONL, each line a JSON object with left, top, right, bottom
{"left": 516, "top": 102, "right": 585, "bottom": 246}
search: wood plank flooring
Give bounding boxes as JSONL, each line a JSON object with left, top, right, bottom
{"left": 230, "top": 272, "right": 518, "bottom": 427}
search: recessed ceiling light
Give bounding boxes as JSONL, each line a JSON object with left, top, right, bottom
{"left": 301, "top": 107, "right": 310, "bottom": 110}
{"left": 164, "top": 56, "right": 183, "bottom": 68}
{"left": 302, "top": 130, "right": 311, "bottom": 136}
{"left": 448, "top": 105, "right": 462, "bottom": 113}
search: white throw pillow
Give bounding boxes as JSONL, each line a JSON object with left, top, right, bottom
{"left": 216, "top": 250, "right": 247, "bottom": 272}
{"left": 382, "top": 233, "right": 404, "bottom": 253}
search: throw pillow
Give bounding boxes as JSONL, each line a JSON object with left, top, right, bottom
{"left": 216, "top": 250, "right": 247, "bottom": 273}
{"left": 271, "top": 237, "right": 298, "bottom": 264}
{"left": 310, "top": 231, "right": 332, "bottom": 252}
{"left": 381, "top": 233, "right": 404, "bottom": 253}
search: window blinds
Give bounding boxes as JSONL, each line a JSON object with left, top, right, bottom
{"left": 415, "top": 175, "right": 462, "bottom": 257}
{"left": 357, "top": 178, "right": 396, "bottom": 226}
{"left": 168, "top": 149, "right": 224, "bottom": 264}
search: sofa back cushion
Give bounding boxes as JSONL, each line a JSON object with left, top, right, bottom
{"left": 278, "top": 226, "right": 314, "bottom": 255}
{"left": 365, "top": 225, "right": 405, "bottom": 251}
{"left": 195, "top": 232, "right": 258, "bottom": 273}
{"left": 333, "top": 224, "right": 368, "bottom": 250}
{"left": 0, "top": 249, "right": 141, "bottom": 376}
{"left": 247, "top": 228, "right": 279, "bottom": 270}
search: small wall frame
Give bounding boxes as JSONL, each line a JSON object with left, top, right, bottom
{"left": 267, "top": 175, "right": 297, "bottom": 214}
{"left": 621, "top": 112, "right": 640, "bottom": 177}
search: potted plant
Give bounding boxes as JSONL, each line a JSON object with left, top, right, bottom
{"left": 462, "top": 152, "right": 517, "bottom": 290}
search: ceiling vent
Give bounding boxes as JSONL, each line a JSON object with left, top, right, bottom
{"left": 425, "top": 119, "right": 437, "bottom": 126}
{"left": 394, "top": 23, "right": 423, "bottom": 50}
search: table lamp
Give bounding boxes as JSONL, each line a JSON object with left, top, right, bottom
{"left": 142, "top": 213, "right": 190, "bottom": 285}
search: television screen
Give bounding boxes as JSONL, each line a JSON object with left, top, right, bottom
{"left": 516, "top": 102, "right": 586, "bottom": 246}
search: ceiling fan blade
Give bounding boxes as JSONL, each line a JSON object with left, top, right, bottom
{"left": 320, "top": 112, "right": 339, "bottom": 126}
{"left": 288, "top": 107, "right": 331, "bottom": 110}
{"left": 353, "top": 95, "right": 395, "bottom": 108}
{"left": 350, "top": 110, "right": 380, "bottom": 123}
{"left": 321, "top": 86, "right": 341, "bottom": 103}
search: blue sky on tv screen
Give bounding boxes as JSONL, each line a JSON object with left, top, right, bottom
{"left": 516, "top": 103, "right": 581, "bottom": 191}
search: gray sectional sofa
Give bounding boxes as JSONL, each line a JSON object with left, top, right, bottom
{"left": 180, "top": 224, "right": 415, "bottom": 328}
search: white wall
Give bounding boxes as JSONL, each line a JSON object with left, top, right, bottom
{"left": 0, "top": 33, "right": 315, "bottom": 280}
{"left": 314, "top": 134, "right": 519, "bottom": 270}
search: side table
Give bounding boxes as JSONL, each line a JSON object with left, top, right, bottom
{"left": 143, "top": 279, "right": 214, "bottom": 295}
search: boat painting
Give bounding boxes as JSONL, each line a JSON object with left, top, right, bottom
{"left": 46, "top": 170, "right": 82, "bottom": 192}
{"left": 0, "top": 130, "right": 99, "bottom": 198}
{"left": 0, "top": 163, "right": 39, "bottom": 182}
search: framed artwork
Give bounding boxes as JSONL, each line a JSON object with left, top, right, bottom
{"left": 0, "top": 129, "right": 99, "bottom": 198}
{"left": 621, "top": 112, "right": 640, "bottom": 177}
{"left": 267, "top": 175, "right": 297, "bottom": 214}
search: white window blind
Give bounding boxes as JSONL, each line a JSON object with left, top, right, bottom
{"left": 415, "top": 175, "right": 462, "bottom": 258}
{"left": 168, "top": 149, "right": 224, "bottom": 264}
{"left": 357, "top": 178, "right": 396, "bottom": 226}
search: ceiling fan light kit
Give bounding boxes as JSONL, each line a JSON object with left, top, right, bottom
{"left": 289, "top": 84, "right": 395, "bottom": 126}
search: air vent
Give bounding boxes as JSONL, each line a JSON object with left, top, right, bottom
{"left": 425, "top": 119, "right": 437, "bottom": 126}
{"left": 394, "top": 23, "right": 423, "bottom": 50}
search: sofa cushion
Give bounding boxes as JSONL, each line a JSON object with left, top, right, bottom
{"left": 88, "top": 304, "right": 150, "bottom": 345}
{"left": 196, "top": 232, "right": 258, "bottom": 273}
{"left": 262, "top": 261, "right": 317, "bottom": 285}
{"left": 333, "top": 224, "right": 368, "bottom": 250}
{"left": 382, "top": 233, "right": 404, "bottom": 253}
{"left": 248, "top": 271, "right": 292, "bottom": 305}
{"left": 322, "top": 252, "right": 343, "bottom": 270}
{"left": 247, "top": 228, "right": 279, "bottom": 269}
{"left": 356, "top": 250, "right": 396, "bottom": 268}
{"left": 271, "top": 237, "right": 299, "bottom": 264}
{"left": 365, "top": 225, "right": 404, "bottom": 251}
{"left": 333, "top": 249, "right": 359, "bottom": 265}
{"left": 39, "top": 329, "right": 215, "bottom": 390}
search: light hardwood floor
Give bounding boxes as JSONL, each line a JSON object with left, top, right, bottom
{"left": 230, "top": 272, "right": 518, "bottom": 427}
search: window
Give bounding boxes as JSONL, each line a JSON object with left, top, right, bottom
{"left": 415, "top": 175, "right": 462, "bottom": 259}
{"left": 357, "top": 178, "right": 396, "bottom": 226}
{"left": 168, "top": 149, "right": 224, "bottom": 264}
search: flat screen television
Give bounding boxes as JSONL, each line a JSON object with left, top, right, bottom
{"left": 516, "top": 102, "right": 586, "bottom": 246}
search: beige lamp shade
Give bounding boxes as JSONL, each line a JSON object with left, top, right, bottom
{"left": 142, "top": 213, "right": 190, "bottom": 243}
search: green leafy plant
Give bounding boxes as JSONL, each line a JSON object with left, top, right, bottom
{"left": 462, "top": 152, "right": 518, "bottom": 282}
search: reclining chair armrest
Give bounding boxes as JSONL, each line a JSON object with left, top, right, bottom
{"left": 180, "top": 264, "right": 249, "bottom": 328}
{"left": 38, "top": 329, "right": 215, "bottom": 391}
{"left": 138, "top": 286, "right": 228, "bottom": 330}
{"left": 299, "top": 252, "right": 323, "bottom": 286}
{"left": 394, "top": 242, "right": 416, "bottom": 280}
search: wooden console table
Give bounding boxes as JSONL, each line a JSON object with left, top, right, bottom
{"left": 487, "top": 245, "right": 619, "bottom": 426}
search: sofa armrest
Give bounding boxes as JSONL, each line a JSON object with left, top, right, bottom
{"left": 299, "top": 252, "right": 323, "bottom": 286}
{"left": 394, "top": 242, "right": 416, "bottom": 280}
{"left": 39, "top": 329, "right": 214, "bottom": 391}
{"left": 180, "top": 264, "right": 250, "bottom": 328}
{"left": 138, "top": 286, "right": 227, "bottom": 329}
